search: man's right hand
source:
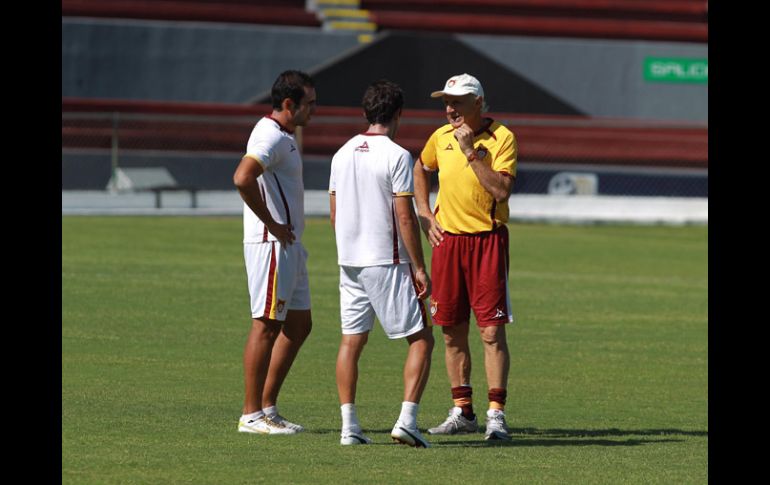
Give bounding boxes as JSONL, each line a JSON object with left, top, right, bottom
{"left": 267, "top": 221, "right": 295, "bottom": 246}
{"left": 418, "top": 213, "right": 445, "bottom": 247}
{"left": 413, "top": 267, "right": 431, "bottom": 300}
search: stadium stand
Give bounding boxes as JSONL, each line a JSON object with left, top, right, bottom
{"left": 61, "top": 0, "right": 707, "bottom": 42}
{"left": 62, "top": 98, "right": 707, "bottom": 170}
{"left": 362, "top": 0, "right": 707, "bottom": 42}
{"left": 61, "top": 0, "right": 321, "bottom": 27}
{"left": 62, "top": 2, "right": 708, "bottom": 200}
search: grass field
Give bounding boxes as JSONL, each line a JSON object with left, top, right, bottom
{"left": 62, "top": 216, "right": 708, "bottom": 484}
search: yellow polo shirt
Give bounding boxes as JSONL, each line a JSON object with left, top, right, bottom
{"left": 419, "top": 120, "right": 517, "bottom": 234}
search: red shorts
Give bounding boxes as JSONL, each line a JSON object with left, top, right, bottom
{"left": 429, "top": 224, "right": 512, "bottom": 327}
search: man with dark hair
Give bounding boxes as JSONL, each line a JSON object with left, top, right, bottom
{"left": 414, "top": 73, "right": 517, "bottom": 441}
{"left": 329, "top": 80, "right": 434, "bottom": 447}
{"left": 233, "top": 70, "right": 316, "bottom": 435}
{"left": 270, "top": 70, "right": 315, "bottom": 110}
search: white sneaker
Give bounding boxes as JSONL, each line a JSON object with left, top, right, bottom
{"left": 391, "top": 421, "right": 430, "bottom": 448}
{"left": 238, "top": 416, "right": 298, "bottom": 435}
{"left": 340, "top": 429, "right": 372, "bottom": 445}
{"left": 266, "top": 413, "right": 305, "bottom": 433}
{"left": 484, "top": 409, "right": 511, "bottom": 441}
{"left": 427, "top": 407, "right": 479, "bottom": 435}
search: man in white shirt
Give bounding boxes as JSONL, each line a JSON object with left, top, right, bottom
{"left": 233, "top": 70, "right": 316, "bottom": 435}
{"left": 329, "top": 79, "right": 434, "bottom": 447}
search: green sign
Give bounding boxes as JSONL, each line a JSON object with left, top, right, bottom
{"left": 644, "top": 58, "right": 708, "bottom": 84}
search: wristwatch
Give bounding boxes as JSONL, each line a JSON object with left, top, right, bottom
{"left": 467, "top": 145, "right": 488, "bottom": 162}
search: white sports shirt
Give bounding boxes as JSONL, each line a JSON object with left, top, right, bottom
{"left": 329, "top": 133, "right": 415, "bottom": 267}
{"left": 242, "top": 116, "right": 305, "bottom": 243}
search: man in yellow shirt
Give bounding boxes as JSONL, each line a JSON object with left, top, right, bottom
{"left": 414, "top": 73, "right": 517, "bottom": 441}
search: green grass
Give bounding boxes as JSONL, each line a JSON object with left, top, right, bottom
{"left": 62, "top": 217, "right": 708, "bottom": 484}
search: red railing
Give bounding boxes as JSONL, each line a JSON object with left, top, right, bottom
{"left": 62, "top": 98, "right": 708, "bottom": 169}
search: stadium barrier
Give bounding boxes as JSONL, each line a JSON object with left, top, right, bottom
{"left": 62, "top": 97, "right": 707, "bottom": 223}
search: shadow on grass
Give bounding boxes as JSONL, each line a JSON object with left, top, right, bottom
{"left": 307, "top": 426, "right": 706, "bottom": 447}
{"left": 509, "top": 427, "right": 708, "bottom": 438}
{"left": 437, "top": 437, "right": 683, "bottom": 448}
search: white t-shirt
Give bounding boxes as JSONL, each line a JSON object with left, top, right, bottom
{"left": 329, "top": 133, "right": 414, "bottom": 267}
{"left": 242, "top": 116, "right": 305, "bottom": 243}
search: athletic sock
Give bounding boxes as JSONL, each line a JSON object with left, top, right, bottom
{"left": 451, "top": 385, "right": 475, "bottom": 420}
{"left": 241, "top": 410, "right": 264, "bottom": 422}
{"left": 398, "top": 401, "right": 419, "bottom": 429}
{"left": 341, "top": 403, "right": 361, "bottom": 433}
{"left": 488, "top": 387, "right": 507, "bottom": 412}
{"left": 262, "top": 405, "right": 278, "bottom": 418}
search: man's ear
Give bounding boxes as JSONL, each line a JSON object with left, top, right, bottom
{"left": 282, "top": 97, "right": 295, "bottom": 113}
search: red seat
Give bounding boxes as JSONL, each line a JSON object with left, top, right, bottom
{"left": 62, "top": 98, "right": 708, "bottom": 169}
{"left": 61, "top": 0, "right": 321, "bottom": 27}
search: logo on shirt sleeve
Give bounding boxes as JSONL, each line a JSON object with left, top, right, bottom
{"left": 444, "top": 143, "right": 454, "bottom": 150}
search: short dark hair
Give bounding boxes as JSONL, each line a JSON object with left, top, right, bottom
{"left": 271, "top": 70, "right": 314, "bottom": 110}
{"left": 362, "top": 79, "right": 404, "bottom": 125}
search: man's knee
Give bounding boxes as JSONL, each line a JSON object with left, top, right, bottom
{"left": 479, "top": 325, "right": 508, "bottom": 348}
{"left": 284, "top": 310, "right": 313, "bottom": 341}
{"left": 442, "top": 322, "right": 470, "bottom": 349}
{"left": 252, "top": 317, "right": 282, "bottom": 341}
{"left": 408, "top": 327, "right": 435, "bottom": 352}
{"left": 340, "top": 332, "right": 369, "bottom": 353}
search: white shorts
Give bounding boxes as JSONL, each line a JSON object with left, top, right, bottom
{"left": 339, "top": 264, "right": 430, "bottom": 339}
{"left": 244, "top": 241, "right": 311, "bottom": 321}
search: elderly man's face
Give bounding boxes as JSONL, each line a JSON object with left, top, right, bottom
{"left": 442, "top": 94, "right": 482, "bottom": 128}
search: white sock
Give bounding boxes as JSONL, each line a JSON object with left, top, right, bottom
{"left": 341, "top": 403, "right": 361, "bottom": 433}
{"left": 241, "top": 411, "right": 264, "bottom": 422}
{"left": 262, "top": 405, "right": 278, "bottom": 417}
{"left": 487, "top": 408, "right": 504, "bottom": 417}
{"left": 398, "top": 401, "right": 419, "bottom": 429}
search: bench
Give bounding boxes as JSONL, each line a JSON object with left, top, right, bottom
{"left": 106, "top": 167, "right": 199, "bottom": 208}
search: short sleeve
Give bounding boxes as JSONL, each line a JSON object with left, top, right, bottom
{"left": 419, "top": 129, "right": 440, "bottom": 171}
{"left": 245, "top": 122, "right": 281, "bottom": 170}
{"left": 391, "top": 150, "right": 414, "bottom": 196}
{"left": 492, "top": 132, "right": 517, "bottom": 178}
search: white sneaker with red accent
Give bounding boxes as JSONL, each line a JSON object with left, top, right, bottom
{"left": 484, "top": 409, "right": 511, "bottom": 441}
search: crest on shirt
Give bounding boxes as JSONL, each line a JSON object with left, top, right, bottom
{"left": 444, "top": 143, "right": 453, "bottom": 150}
{"left": 355, "top": 141, "right": 370, "bottom": 152}
{"left": 290, "top": 144, "right": 297, "bottom": 152}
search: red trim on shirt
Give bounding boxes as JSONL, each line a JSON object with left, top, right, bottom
{"left": 474, "top": 118, "right": 496, "bottom": 139}
{"left": 260, "top": 184, "right": 269, "bottom": 242}
{"left": 360, "top": 132, "right": 388, "bottom": 136}
{"left": 265, "top": 114, "right": 294, "bottom": 134}
{"left": 391, "top": 199, "right": 400, "bottom": 264}
{"left": 273, "top": 174, "right": 291, "bottom": 226}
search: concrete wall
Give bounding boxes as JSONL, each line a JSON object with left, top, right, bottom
{"left": 62, "top": 17, "right": 362, "bottom": 103}
{"left": 62, "top": 17, "right": 707, "bottom": 120}
{"left": 459, "top": 34, "right": 707, "bottom": 122}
